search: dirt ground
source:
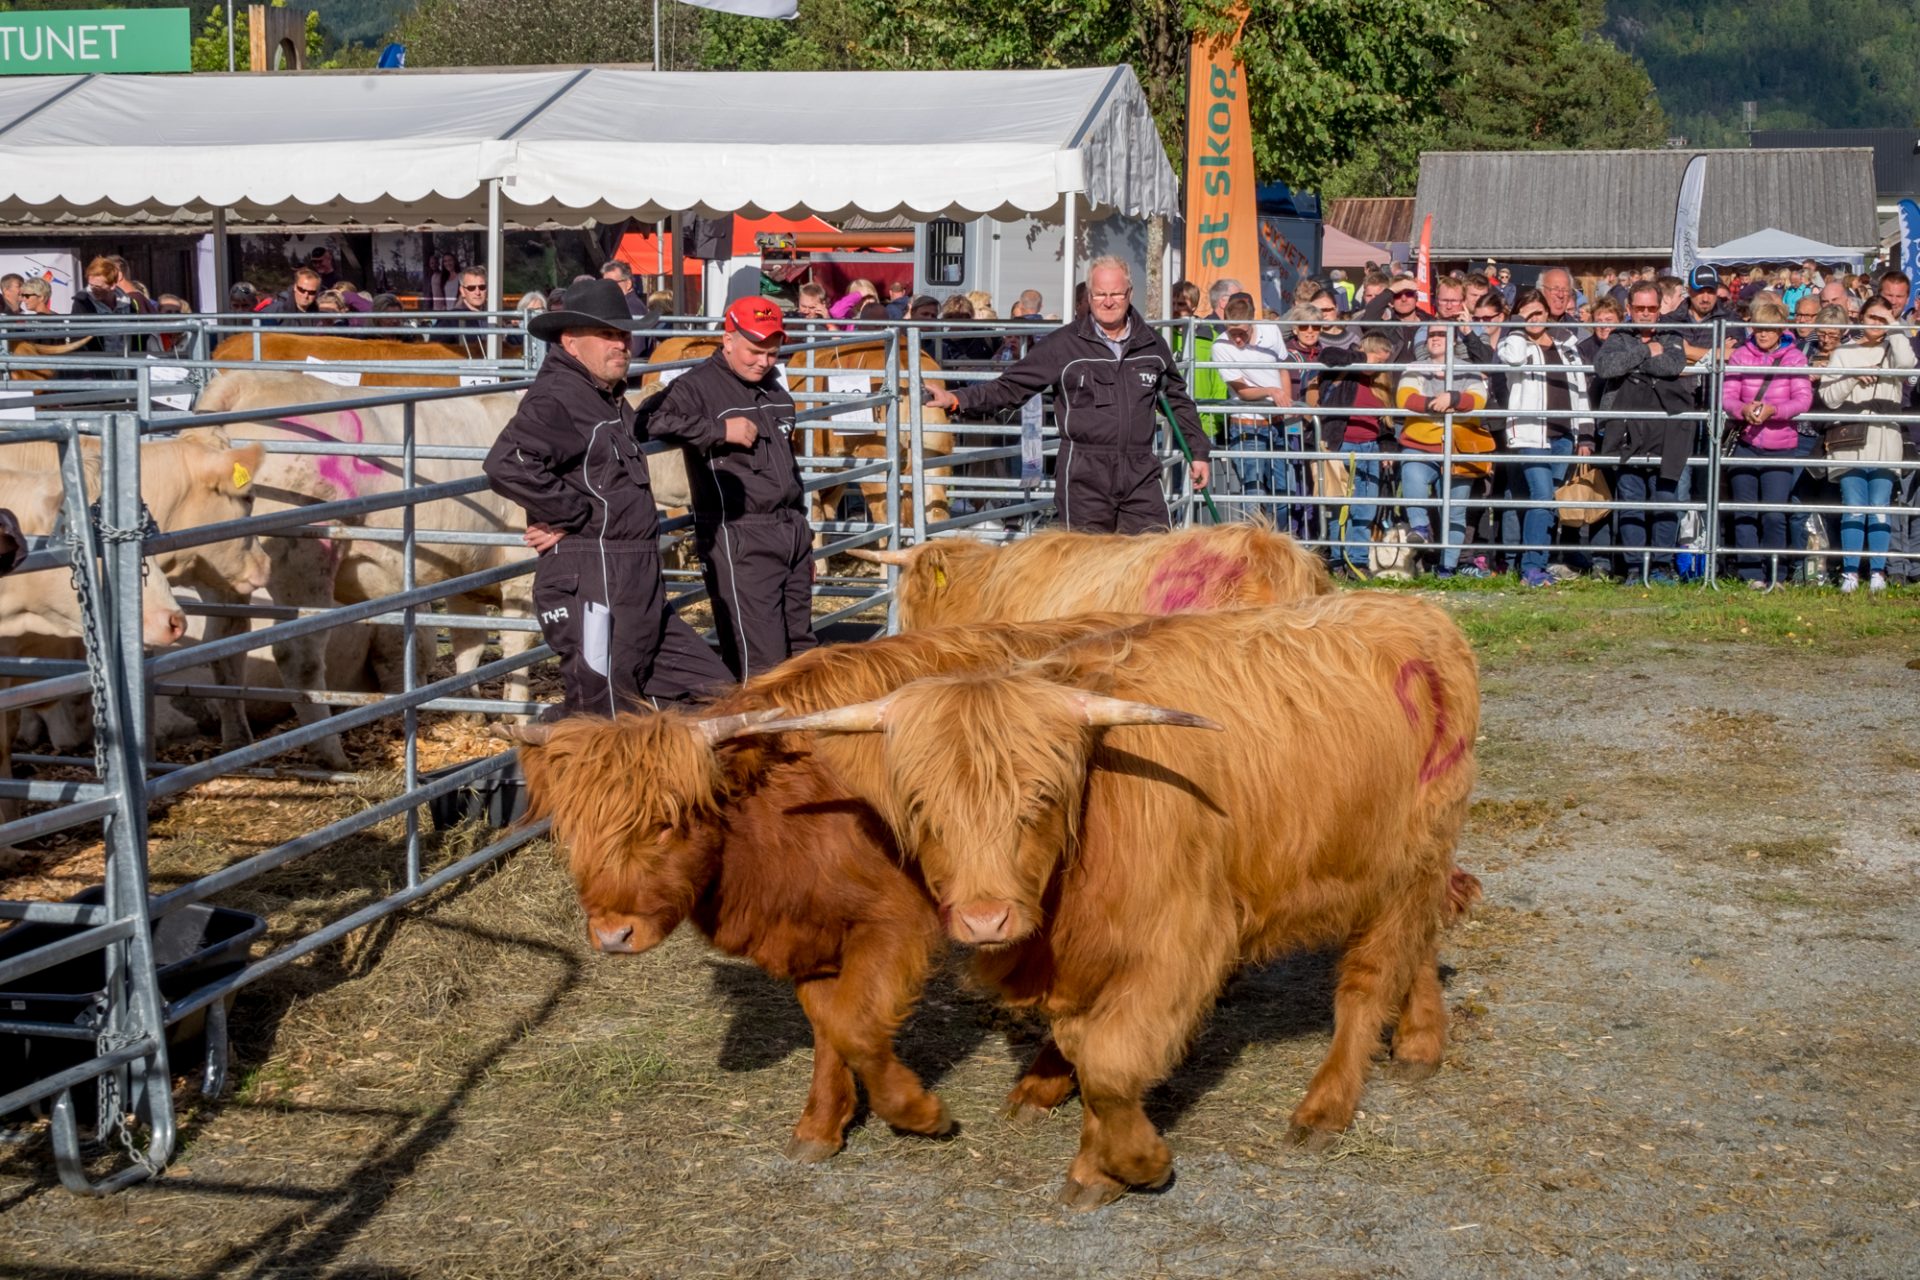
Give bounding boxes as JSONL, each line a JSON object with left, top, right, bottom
{"left": 2, "top": 590, "right": 1918, "bottom": 1279}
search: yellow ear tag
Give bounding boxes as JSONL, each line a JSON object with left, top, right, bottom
{"left": 932, "top": 567, "right": 947, "bottom": 590}
{"left": 232, "top": 462, "right": 252, "bottom": 489}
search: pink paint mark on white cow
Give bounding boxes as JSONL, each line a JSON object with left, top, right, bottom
{"left": 284, "top": 411, "right": 383, "bottom": 502}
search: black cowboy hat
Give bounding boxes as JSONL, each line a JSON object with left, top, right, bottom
{"left": 528, "top": 278, "right": 641, "bottom": 342}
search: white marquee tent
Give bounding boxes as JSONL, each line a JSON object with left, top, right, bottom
{"left": 1698, "top": 227, "right": 1865, "bottom": 270}
{"left": 0, "top": 66, "right": 1178, "bottom": 313}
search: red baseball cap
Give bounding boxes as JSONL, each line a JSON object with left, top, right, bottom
{"left": 724, "top": 297, "right": 786, "bottom": 344}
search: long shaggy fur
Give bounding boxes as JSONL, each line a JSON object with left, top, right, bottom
{"left": 886, "top": 521, "right": 1331, "bottom": 630}
{"left": 516, "top": 613, "right": 1143, "bottom": 1156}
{"left": 210, "top": 333, "right": 465, "bottom": 388}
{"left": 803, "top": 594, "right": 1481, "bottom": 1202}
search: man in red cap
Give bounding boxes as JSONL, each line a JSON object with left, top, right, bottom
{"left": 642, "top": 296, "right": 817, "bottom": 679}
{"left": 484, "top": 278, "right": 731, "bottom": 717}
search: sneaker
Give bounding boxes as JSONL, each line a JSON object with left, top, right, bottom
{"left": 1521, "top": 567, "right": 1553, "bottom": 588}
{"left": 1545, "top": 563, "right": 1580, "bottom": 582}
{"left": 1747, "top": 578, "right": 1770, "bottom": 591}
{"left": 1646, "top": 571, "right": 1679, "bottom": 586}
{"left": 1455, "top": 565, "right": 1492, "bottom": 580}
{"left": 1869, "top": 572, "right": 1887, "bottom": 594}
{"left": 1840, "top": 572, "right": 1860, "bottom": 594}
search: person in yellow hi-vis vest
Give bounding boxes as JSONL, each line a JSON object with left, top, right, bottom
{"left": 1395, "top": 327, "right": 1493, "bottom": 578}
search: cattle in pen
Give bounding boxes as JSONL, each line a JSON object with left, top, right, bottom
{"left": 512, "top": 614, "right": 1139, "bottom": 1161}
{"left": 738, "top": 595, "right": 1480, "bottom": 1209}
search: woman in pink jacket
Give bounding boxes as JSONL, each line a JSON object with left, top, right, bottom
{"left": 1722, "top": 300, "right": 1814, "bottom": 588}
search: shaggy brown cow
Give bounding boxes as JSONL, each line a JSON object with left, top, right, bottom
{"left": 642, "top": 334, "right": 954, "bottom": 539}
{"left": 515, "top": 614, "right": 1140, "bottom": 1161}
{"left": 210, "top": 333, "right": 465, "bottom": 388}
{"left": 850, "top": 522, "right": 1331, "bottom": 629}
{"left": 743, "top": 595, "right": 1481, "bottom": 1208}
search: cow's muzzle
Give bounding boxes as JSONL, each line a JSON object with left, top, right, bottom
{"left": 944, "top": 898, "right": 1028, "bottom": 946}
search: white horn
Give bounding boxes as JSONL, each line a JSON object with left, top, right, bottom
{"left": 730, "top": 698, "right": 894, "bottom": 737}
{"left": 846, "top": 547, "right": 916, "bottom": 566}
{"left": 694, "top": 707, "right": 789, "bottom": 744}
{"left": 1068, "top": 691, "right": 1223, "bottom": 732}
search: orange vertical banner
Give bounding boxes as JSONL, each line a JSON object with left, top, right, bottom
{"left": 1413, "top": 214, "right": 1434, "bottom": 307}
{"left": 1184, "top": 5, "right": 1259, "bottom": 308}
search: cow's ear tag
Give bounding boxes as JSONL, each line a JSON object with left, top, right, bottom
{"left": 232, "top": 462, "right": 252, "bottom": 489}
{"left": 932, "top": 567, "right": 947, "bottom": 590}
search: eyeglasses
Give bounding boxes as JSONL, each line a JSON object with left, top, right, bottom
{"left": 461, "top": 284, "right": 487, "bottom": 293}
{"left": 1471, "top": 312, "right": 1501, "bottom": 321}
{"left": 1089, "top": 290, "right": 1131, "bottom": 301}
{"left": 1391, "top": 290, "right": 1417, "bottom": 300}
{"left": 293, "top": 287, "right": 317, "bottom": 297}
{"left": 1314, "top": 305, "right": 1338, "bottom": 316}
{"left": 1629, "top": 305, "right": 1661, "bottom": 314}
{"left": 1295, "top": 323, "right": 1322, "bottom": 332}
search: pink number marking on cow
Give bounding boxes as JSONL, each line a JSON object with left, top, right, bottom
{"left": 1143, "top": 550, "right": 1246, "bottom": 614}
{"left": 1394, "top": 658, "right": 1468, "bottom": 784}
{"left": 285, "top": 411, "right": 383, "bottom": 502}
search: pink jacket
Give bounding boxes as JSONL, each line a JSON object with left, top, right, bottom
{"left": 1723, "top": 339, "right": 1813, "bottom": 450}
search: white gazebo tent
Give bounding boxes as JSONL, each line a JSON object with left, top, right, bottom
{"left": 0, "top": 66, "right": 1178, "bottom": 329}
{"left": 1698, "top": 227, "right": 1866, "bottom": 270}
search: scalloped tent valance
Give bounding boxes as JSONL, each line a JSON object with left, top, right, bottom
{"left": 0, "top": 66, "right": 1177, "bottom": 225}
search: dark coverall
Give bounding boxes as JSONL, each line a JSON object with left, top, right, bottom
{"left": 949, "top": 306, "right": 1209, "bottom": 534}
{"left": 483, "top": 346, "right": 730, "bottom": 717}
{"left": 643, "top": 351, "right": 818, "bottom": 681}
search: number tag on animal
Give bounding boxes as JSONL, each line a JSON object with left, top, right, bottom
{"left": 231, "top": 462, "right": 252, "bottom": 489}
{"left": 827, "top": 372, "right": 878, "bottom": 434}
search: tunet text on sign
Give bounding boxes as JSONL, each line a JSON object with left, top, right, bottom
{"left": 0, "top": 9, "right": 190, "bottom": 76}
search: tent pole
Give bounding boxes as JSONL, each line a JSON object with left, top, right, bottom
{"left": 485, "top": 177, "right": 503, "bottom": 362}
{"left": 211, "top": 207, "right": 230, "bottom": 316}
{"left": 670, "top": 212, "right": 685, "bottom": 315}
{"left": 653, "top": 0, "right": 661, "bottom": 70}
{"left": 1063, "top": 194, "right": 1078, "bottom": 321}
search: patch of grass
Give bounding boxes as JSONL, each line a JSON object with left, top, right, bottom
{"left": 1468, "top": 796, "right": 1563, "bottom": 839}
{"left": 1733, "top": 835, "right": 1839, "bottom": 865}
{"left": 1672, "top": 707, "right": 1782, "bottom": 746}
{"left": 507, "top": 1035, "right": 673, "bottom": 1111}
{"left": 1345, "top": 577, "right": 1920, "bottom": 659}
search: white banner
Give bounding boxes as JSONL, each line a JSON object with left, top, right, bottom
{"left": 674, "top": 0, "right": 797, "bottom": 17}
{"left": 1670, "top": 154, "right": 1707, "bottom": 280}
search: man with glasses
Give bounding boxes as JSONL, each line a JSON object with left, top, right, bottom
{"left": 1589, "top": 283, "right": 1692, "bottom": 583}
{"left": 434, "top": 267, "right": 493, "bottom": 356}
{"left": 1358, "top": 272, "right": 1429, "bottom": 362}
{"left": 927, "top": 257, "right": 1210, "bottom": 533}
{"left": 258, "top": 266, "right": 325, "bottom": 325}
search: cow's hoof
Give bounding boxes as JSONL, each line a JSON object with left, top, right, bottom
{"left": 1004, "top": 1100, "right": 1054, "bottom": 1125}
{"left": 900, "top": 1099, "right": 956, "bottom": 1139}
{"left": 1287, "top": 1122, "right": 1343, "bottom": 1154}
{"left": 1384, "top": 1057, "right": 1441, "bottom": 1083}
{"left": 1057, "top": 1175, "right": 1126, "bottom": 1212}
{"left": 783, "top": 1136, "right": 841, "bottom": 1164}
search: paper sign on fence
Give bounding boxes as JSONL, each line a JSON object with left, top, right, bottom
{"left": 827, "top": 371, "right": 878, "bottom": 433}
{"left": 303, "top": 355, "right": 360, "bottom": 388}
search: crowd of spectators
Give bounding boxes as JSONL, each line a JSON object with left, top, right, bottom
{"left": 1137, "top": 259, "right": 1920, "bottom": 592}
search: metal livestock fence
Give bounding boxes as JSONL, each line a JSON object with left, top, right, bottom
{"left": 0, "top": 308, "right": 1911, "bottom": 1192}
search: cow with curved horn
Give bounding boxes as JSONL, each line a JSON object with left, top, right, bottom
{"left": 847, "top": 521, "right": 1331, "bottom": 631}
{"left": 734, "top": 594, "right": 1481, "bottom": 1209}
{"left": 513, "top": 613, "right": 1141, "bottom": 1162}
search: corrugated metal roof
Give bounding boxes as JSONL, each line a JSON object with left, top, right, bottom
{"left": 1412, "top": 148, "right": 1879, "bottom": 260}
{"left": 1749, "top": 129, "right": 1920, "bottom": 201}
{"left": 1326, "top": 197, "right": 1414, "bottom": 246}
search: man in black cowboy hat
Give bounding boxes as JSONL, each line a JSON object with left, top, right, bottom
{"left": 483, "top": 279, "right": 730, "bottom": 717}
{"left": 642, "top": 296, "right": 816, "bottom": 679}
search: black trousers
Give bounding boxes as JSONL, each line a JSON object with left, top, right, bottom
{"left": 1057, "top": 443, "right": 1170, "bottom": 535}
{"left": 697, "top": 508, "right": 818, "bottom": 682}
{"left": 532, "top": 539, "right": 730, "bottom": 718}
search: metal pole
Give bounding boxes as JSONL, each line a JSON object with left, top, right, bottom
{"left": 653, "top": 0, "right": 662, "bottom": 70}
{"left": 883, "top": 334, "right": 900, "bottom": 631}
{"left": 485, "top": 179, "right": 503, "bottom": 364}
{"left": 906, "top": 328, "right": 927, "bottom": 548}
{"left": 402, "top": 400, "right": 420, "bottom": 888}
{"left": 1703, "top": 317, "right": 1726, "bottom": 587}
{"left": 226, "top": 0, "right": 235, "bottom": 72}
{"left": 670, "top": 212, "right": 685, "bottom": 315}
{"left": 211, "top": 208, "right": 230, "bottom": 320}
{"left": 1441, "top": 328, "right": 1456, "bottom": 572}
{"left": 1062, "top": 195, "right": 1078, "bottom": 324}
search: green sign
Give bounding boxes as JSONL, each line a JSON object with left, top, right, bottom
{"left": 0, "top": 9, "right": 190, "bottom": 76}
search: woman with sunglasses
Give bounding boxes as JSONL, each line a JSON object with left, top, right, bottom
{"left": 1817, "top": 299, "right": 1914, "bottom": 593}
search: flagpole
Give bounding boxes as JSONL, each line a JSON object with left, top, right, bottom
{"left": 653, "top": 0, "right": 661, "bottom": 69}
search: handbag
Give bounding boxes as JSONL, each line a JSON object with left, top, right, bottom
{"left": 1556, "top": 463, "right": 1611, "bottom": 527}
{"left": 1823, "top": 347, "right": 1886, "bottom": 456}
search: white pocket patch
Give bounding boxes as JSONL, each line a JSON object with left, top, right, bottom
{"left": 582, "top": 600, "right": 612, "bottom": 677}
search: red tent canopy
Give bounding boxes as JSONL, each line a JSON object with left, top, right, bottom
{"left": 615, "top": 212, "right": 839, "bottom": 273}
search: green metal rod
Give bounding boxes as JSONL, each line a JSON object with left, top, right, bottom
{"left": 1158, "top": 393, "right": 1223, "bottom": 524}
